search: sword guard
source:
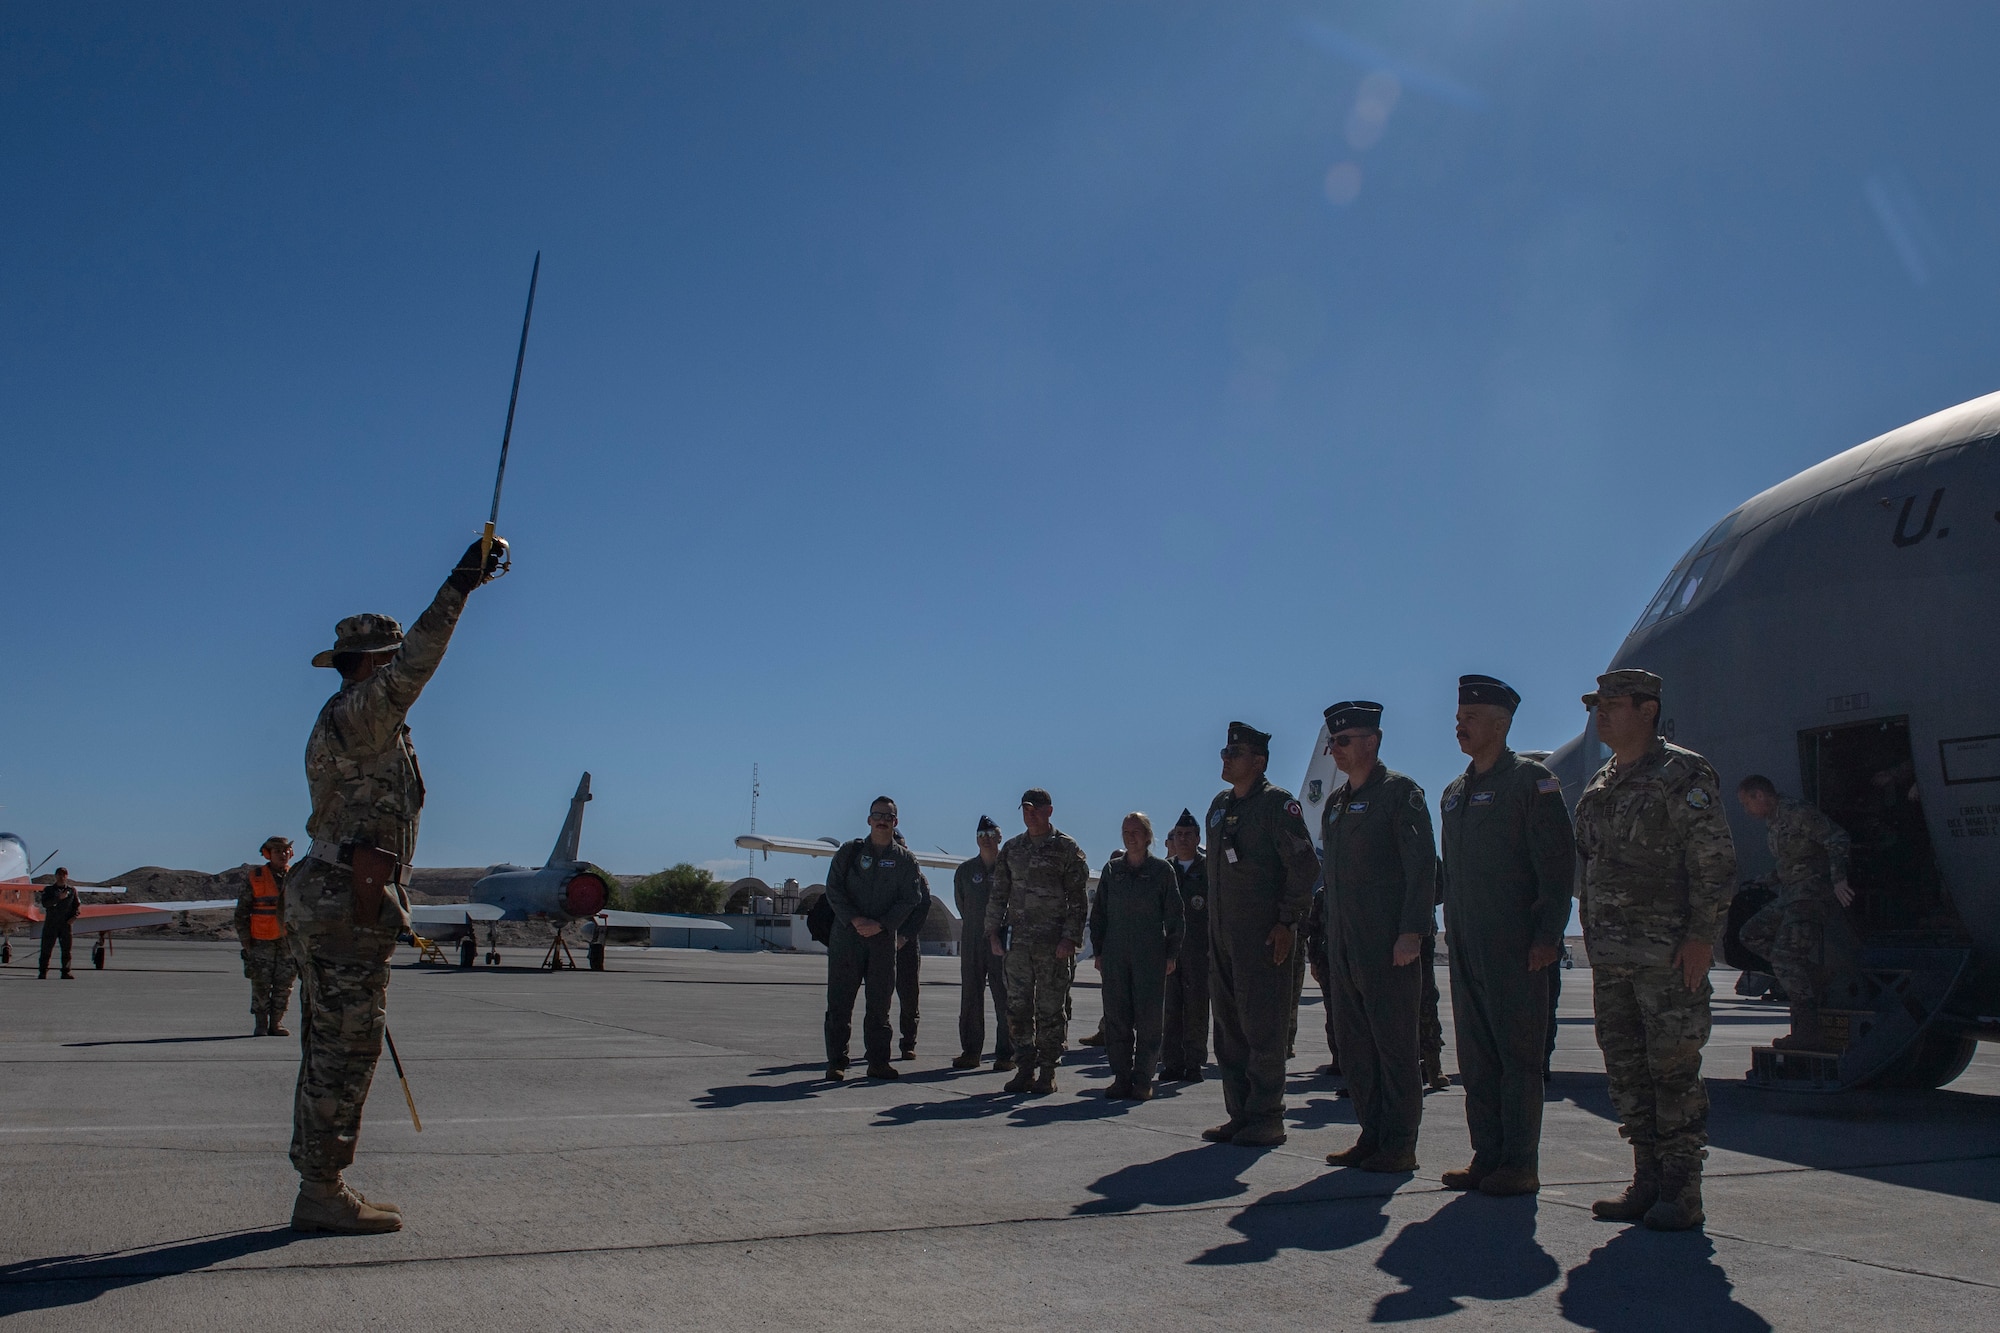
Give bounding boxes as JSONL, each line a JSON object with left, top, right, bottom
{"left": 477, "top": 534, "right": 511, "bottom": 584}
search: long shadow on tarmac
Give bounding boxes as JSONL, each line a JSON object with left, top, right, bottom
{"left": 1370, "top": 1194, "right": 1559, "bottom": 1321}
{"left": 1190, "top": 1172, "right": 1396, "bottom": 1266}
{"left": 0, "top": 1229, "right": 299, "bottom": 1317}
{"left": 63, "top": 1035, "right": 255, "bottom": 1048}
{"left": 1075, "top": 1144, "right": 1255, "bottom": 1215}
{"left": 1552, "top": 1073, "right": 2000, "bottom": 1203}
{"left": 1559, "top": 1228, "right": 1772, "bottom": 1332}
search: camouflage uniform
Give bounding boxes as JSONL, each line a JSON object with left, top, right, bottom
{"left": 1206, "top": 778, "right": 1319, "bottom": 1135}
{"left": 1738, "top": 799, "right": 1856, "bottom": 1010}
{"left": 235, "top": 865, "right": 298, "bottom": 1031}
{"left": 286, "top": 585, "right": 467, "bottom": 1187}
{"left": 1575, "top": 734, "right": 1736, "bottom": 1191}
{"left": 983, "top": 828, "right": 1090, "bottom": 1071}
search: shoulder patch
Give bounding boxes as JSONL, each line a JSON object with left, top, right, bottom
{"left": 1442, "top": 793, "right": 1461, "bottom": 812}
{"left": 1285, "top": 800, "right": 1302, "bottom": 818}
{"left": 1409, "top": 789, "right": 1424, "bottom": 811}
{"left": 1537, "top": 777, "right": 1562, "bottom": 795}
{"left": 1686, "top": 787, "right": 1712, "bottom": 810}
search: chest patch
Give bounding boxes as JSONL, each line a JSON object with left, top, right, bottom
{"left": 972, "top": 873, "right": 984, "bottom": 884}
{"left": 881, "top": 858, "right": 898, "bottom": 868}
{"left": 1443, "top": 793, "right": 1461, "bottom": 812}
{"left": 1346, "top": 801, "right": 1369, "bottom": 815}
{"left": 860, "top": 856, "right": 874, "bottom": 869}
{"left": 1470, "top": 791, "right": 1496, "bottom": 806}
{"left": 1686, "top": 788, "right": 1712, "bottom": 810}
{"left": 1208, "top": 808, "right": 1224, "bottom": 829}
{"left": 1188, "top": 895, "right": 1205, "bottom": 910}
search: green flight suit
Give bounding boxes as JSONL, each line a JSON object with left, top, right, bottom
{"left": 1440, "top": 749, "right": 1575, "bottom": 1172}
{"left": 1088, "top": 853, "right": 1185, "bottom": 1085}
{"left": 1205, "top": 779, "right": 1319, "bottom": 1133}
{"left": 1322, "top": 765, "right": 1436, "bottom": 1158}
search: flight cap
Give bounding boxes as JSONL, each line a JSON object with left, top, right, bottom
{"left": 1226, "top": 721, "right": 1271, "bottom": 755}
{"left": 1020, "top": 788, "right": 1053, "bottom": 808}
{"left": 1173, "top": 808, "right": 1199, "bottom": 832}
{"left": 1458, "top": 675, "right": 1521, "bottom": 713}
{"left": 976, "top": 814, "right": 1001, "bottom": 835}
{"left": 1582, "top": 668, "right": 1663, "bottom": 707}
{"left": 312, "top": 613, "right": 405, "bottom": 668}
{"left": 1323, "top": 701, "right": 1384, "bottom": 734}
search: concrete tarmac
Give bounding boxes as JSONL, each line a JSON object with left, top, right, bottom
{"left": 3, "top": 942, "right": 1997, "bottom": 1329}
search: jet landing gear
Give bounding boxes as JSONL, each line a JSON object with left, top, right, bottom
{"left": 91, "top": 933, "right": 111, "bottom": 970}
{"left": 458, "top": 935, "right": 476, "bottom": 969}
{"left": 587, "top": 937, "right": 606, "bottom": 972}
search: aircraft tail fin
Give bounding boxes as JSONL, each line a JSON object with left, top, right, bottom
{"left": 549, "top": 772, "right": 593, "bottom": 866}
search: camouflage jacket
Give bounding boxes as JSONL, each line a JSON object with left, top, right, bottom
{"left": 1767, "top": 798, "right": 1852, "bottom": 906}
{"left": 1574, "top": 737, "right": 1737, "bottom": 967}
{"left": 302, "top": 581, "right": 466, "bottom": 865}
{"left": 1205, "top": 778, "right": 1319, "bottom": 937}
{"left": 1088, "top": 852, "right": 1186, "bottom": 961}
{"left": 983, "top": 828, "right": 1090, "bottom": 947}
{"left": 824, "top": 836, "right": 923, "bottom": 936}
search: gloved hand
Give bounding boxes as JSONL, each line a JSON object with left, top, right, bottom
{"left": 448, "top": 536, "right": 508, "bottom": 594}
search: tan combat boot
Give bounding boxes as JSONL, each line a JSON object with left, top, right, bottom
{"left": 1591, "top": 1149, "right": 1660, "bottom": 1221}
{"left": 1029, "top": 1064, "right": 1058, "bottom": 1096}
{"left": 1642, "top": 1158, "right": 1705, "bottom": 1231}
{"left": 267, "top": 1007, "right": 290, "bottom": 1037}
{"left": 1003, "top": 1063, "right": 1036, "bottom": 1094}
{"left": 291, "top": 1178, "right": 403, "bottom": 1234}
{"left": 252, "top": 1012, "right": 269, "bottom": 1038}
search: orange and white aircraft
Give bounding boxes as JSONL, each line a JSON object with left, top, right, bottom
{"left": 0, "top": 832, "right": 235, "bottom": 968}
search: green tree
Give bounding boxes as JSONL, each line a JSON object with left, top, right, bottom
{"left": 626, "top": 862, "right": 722, "bottom": 914}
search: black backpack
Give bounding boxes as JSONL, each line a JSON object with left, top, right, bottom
{"left": 806, "top": 894, "right": 835, "bottom": 946}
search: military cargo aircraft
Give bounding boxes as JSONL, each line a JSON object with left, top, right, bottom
{"left": 1539, "top": 389, "right": 2000, "bottom": 1093}
{"left": 409, "top": 772, "right": 730, "bottom": 971}
{"left": 0, "top": 832, "right": 235, "bottom": 968}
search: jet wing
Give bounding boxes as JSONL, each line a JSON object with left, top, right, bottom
{"left": 736, "top": 833, "right": 966, "bottom": 872}
{"left": 595, "top": 909, "right": 733, "bottom": 932}
{"left": 409, "top": 903, "right": 508, "bottom": 925}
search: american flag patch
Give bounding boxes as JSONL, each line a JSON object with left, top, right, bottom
{"left": 1537, "top": 778, "right": 1562, "bottom": 794}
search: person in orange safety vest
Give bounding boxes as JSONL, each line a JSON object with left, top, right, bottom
{"left": 234, "top": 836, "right": 299, "bottom": 1036}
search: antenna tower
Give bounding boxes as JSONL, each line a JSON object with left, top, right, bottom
{"left": 749, "top": 763, "right": 760, "bottom": 878}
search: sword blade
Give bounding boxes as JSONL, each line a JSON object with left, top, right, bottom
{"left": 488, "top": 251, "right": 541, "bottom": 530}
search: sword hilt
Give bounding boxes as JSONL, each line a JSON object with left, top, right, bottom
{"left": 477, "top": 522, "right": 510, "bottom": 584}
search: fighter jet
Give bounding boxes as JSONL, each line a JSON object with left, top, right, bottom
{"left": 409, "top": 773, "right": 729, "bottom": 971}
{"left": 0, "top": 833, "right": 235, "bottom": 968}
{"left": 1540, "top": 388, "right": 2000, "bottom": 1092}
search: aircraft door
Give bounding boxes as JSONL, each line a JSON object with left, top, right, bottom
{"left": 1796, "top": 717, "right": 1949, "bottom": 937}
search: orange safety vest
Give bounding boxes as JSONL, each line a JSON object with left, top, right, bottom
{"left": 248, "top": 866, "right": 283, "bottom": 942}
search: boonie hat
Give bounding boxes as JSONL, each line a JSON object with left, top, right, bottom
{"left": 312, "top": 613, "right": 405, "bottom": 668}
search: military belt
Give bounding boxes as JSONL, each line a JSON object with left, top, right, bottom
{"left": 306, "top": 838, "right": 412, "bottom": 888}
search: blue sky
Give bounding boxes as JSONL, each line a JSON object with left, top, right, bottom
{"left": 7, "top": 3, "right": 1998, "bottom": 882}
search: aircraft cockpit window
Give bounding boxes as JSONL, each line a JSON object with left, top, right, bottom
{"left": 1632, "top": 509, "right": 1740, "bottom": 632}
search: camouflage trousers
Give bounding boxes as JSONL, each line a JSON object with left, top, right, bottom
{"left": 242, "top": 940, "right": 298, "bottom": 1020}
{"left": 1593, "top": 962, "right": 1711, "bottom": 1166}
{"left": 1004, "top": 941, "right": 1072, "bottom": 1069}
{"left": 289, "top": 928, "right": 396, "bottom": 1183}
{"left": 1740, "top": 898, "right": 1856, "bottom": 1008}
